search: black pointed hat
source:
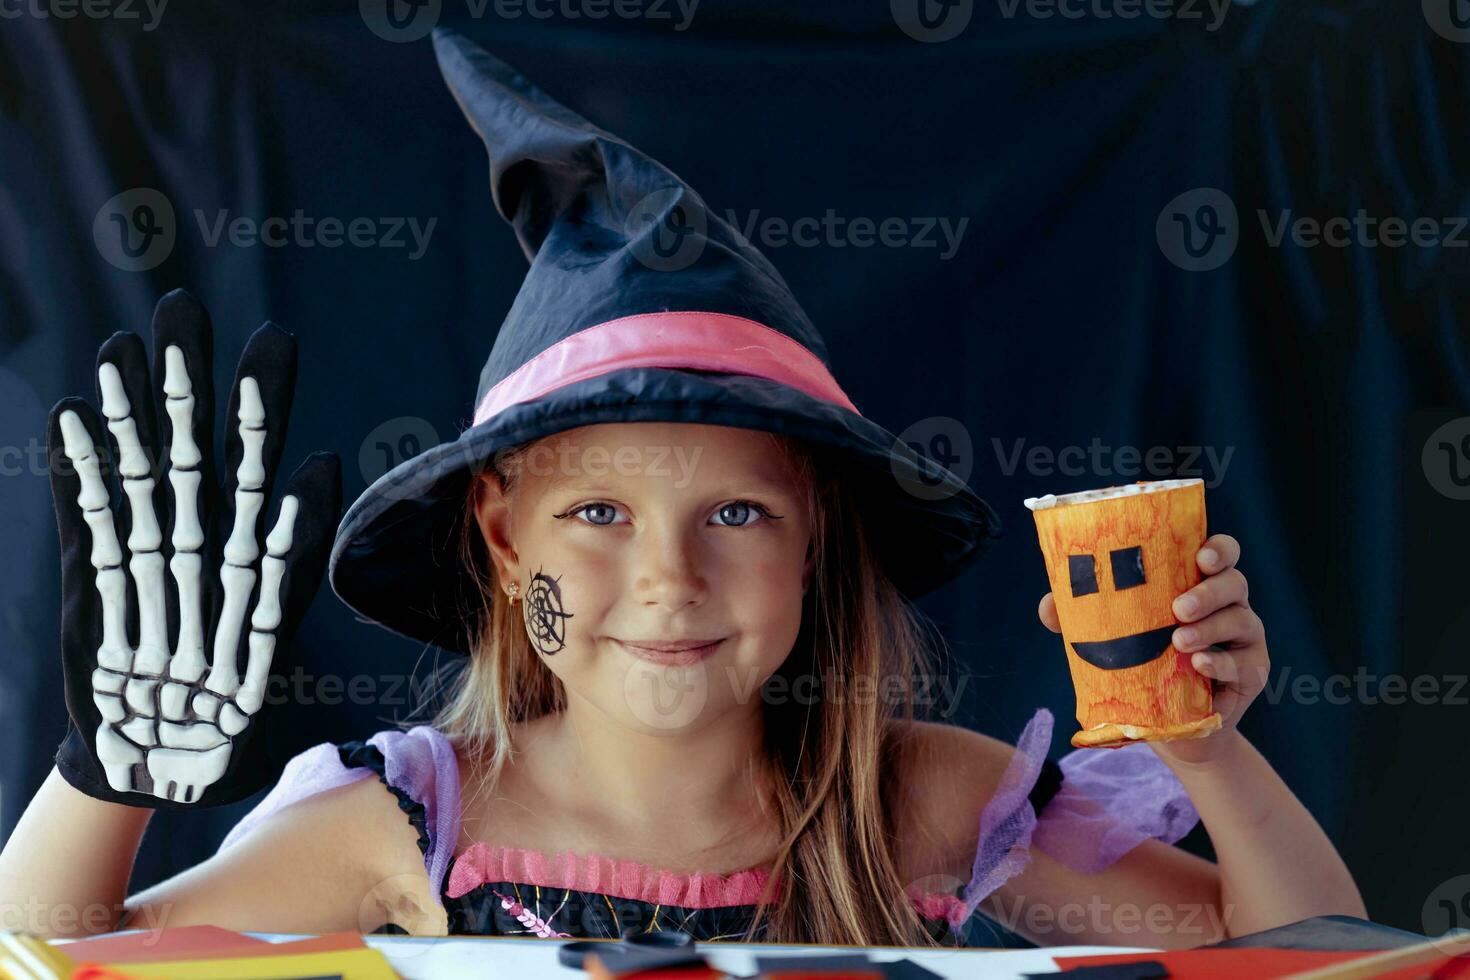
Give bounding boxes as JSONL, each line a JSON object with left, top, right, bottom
{"left": 328, "top": 28, "right": 1001, "bottom": 653}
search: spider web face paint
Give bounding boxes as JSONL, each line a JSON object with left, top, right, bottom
{"left": 522, "top": 569, "right": 573, "bottom": 656}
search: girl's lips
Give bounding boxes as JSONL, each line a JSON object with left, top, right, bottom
{"left": 615, "top": 638, "right": 725, "bottom": 666}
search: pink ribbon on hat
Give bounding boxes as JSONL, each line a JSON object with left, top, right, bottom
{"left": 471, "top": 310, "right": 861, "bottom": 426}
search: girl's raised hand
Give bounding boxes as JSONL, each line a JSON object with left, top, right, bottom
{"left": 1037, "top": 533, "right": 1270, "bottom": 764}
{"left": 46, "top": 289, "right": 341, "bottom": 807}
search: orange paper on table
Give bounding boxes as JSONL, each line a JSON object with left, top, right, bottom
{"left": 1026, "top": 478, "right": 1221, "bottom": 749}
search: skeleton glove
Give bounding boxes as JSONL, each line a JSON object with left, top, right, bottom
{"left": 47, "top": 289, "right": 342, "bottom": 808}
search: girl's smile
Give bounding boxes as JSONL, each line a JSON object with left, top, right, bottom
{"left": 612, "top": 636, "right": 728, "bottom": 666}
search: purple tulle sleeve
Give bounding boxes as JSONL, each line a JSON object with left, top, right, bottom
{"left": 216, "top": 726, "right": 463, "bottom": 908}
{"left": 932, "top": 708, "right": 1200, "bottom": 929}
{"left": 1032, "top": 720, "right": 1201, "bottom": 875}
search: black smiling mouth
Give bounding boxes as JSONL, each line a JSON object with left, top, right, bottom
{"left": 1070, "top": 625, "right": 1178, "bottom": 671}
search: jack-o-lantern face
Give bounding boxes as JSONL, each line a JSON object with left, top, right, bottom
{"left": 1027, "top": 479, "right": 1220, "bottom": 748}
{"left": 1063, "top": 544, "right": 1178, "bottom": 670}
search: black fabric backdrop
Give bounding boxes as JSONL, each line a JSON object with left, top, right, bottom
{"left": 1, "top": 0, "right": 1467, "bottom": 941}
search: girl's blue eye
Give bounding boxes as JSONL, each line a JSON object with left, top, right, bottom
{"left": 711, "top": 500, "right": 771, "bottom": 527}
{"left": 573, "top": 502, "right": 623, "bottom": 527}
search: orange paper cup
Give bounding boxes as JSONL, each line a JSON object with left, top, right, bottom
{"left": 1025, "top": 478, "right": 1222, "bottom": 749}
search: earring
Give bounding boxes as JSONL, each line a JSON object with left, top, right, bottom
{"left": 507, "top": 583, "right": 520, "bottom": 605}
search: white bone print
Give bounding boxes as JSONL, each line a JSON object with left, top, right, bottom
{"left": 60, "top": 352, "right": 299, "bottom": 804}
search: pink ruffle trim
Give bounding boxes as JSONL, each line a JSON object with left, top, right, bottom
{"left": 446, "top": 842, "right": 782, "bottom": 909}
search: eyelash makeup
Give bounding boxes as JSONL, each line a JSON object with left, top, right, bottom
{"left": 551, "top": 499, "right": 784, "bottom": 527}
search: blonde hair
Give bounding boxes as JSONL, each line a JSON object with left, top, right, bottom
{"left": 419, "top": 430, "right": 960, "bottom": 946}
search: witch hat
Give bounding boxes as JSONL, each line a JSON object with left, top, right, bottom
{"left": 327, "top": 27, "right": 1001, "bottom": 653}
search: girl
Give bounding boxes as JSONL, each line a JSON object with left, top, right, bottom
{"left": 0, "top": 27, "right": 1363, "bottom": 949}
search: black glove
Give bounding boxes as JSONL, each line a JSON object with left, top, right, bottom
{"left": 47, "top": 289, "right": 342, "bottom": 808}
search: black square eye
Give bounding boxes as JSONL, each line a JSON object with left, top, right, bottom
{"left": 1068, "top": 554, "right": 1098, "bottom": 597}
{"left": 1110, "top": 546, "right": 1146, "bottom": 590}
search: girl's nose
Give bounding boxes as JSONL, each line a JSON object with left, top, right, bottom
{"left": 634, "top": 529, "right": 708, "bottom": 612}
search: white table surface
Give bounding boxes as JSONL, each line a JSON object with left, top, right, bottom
{"left": 269, "top": 932, "right": 1163, "bottom": 979}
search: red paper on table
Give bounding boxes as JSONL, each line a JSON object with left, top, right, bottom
{"left": 59, "top": 925, "right": 366, "bottom": 964}
{"left": 1055, "top": 946, "right": 1470, "bottom": 978}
